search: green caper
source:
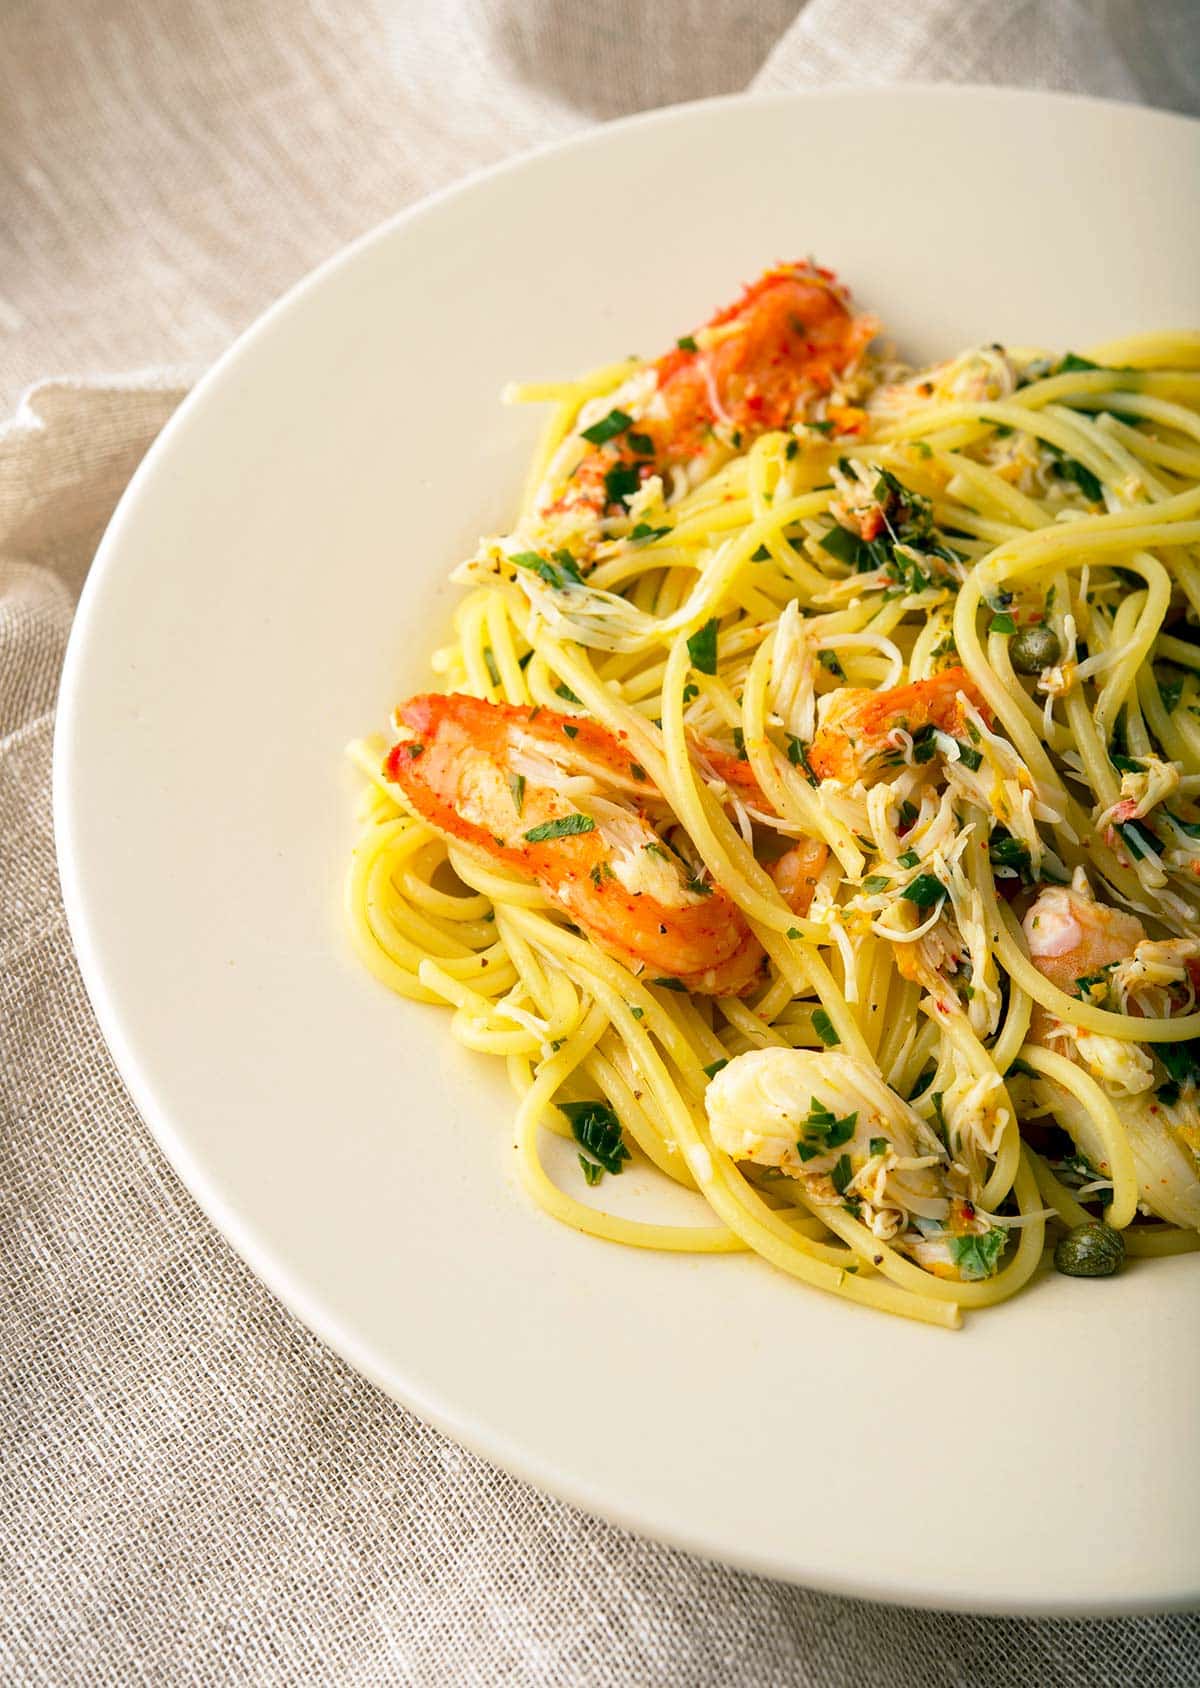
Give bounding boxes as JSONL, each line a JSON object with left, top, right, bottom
{"left": 1009, "top": 624, "right": 1061, "bottom": 675}
{"left": 1054, "top": 1221, "right": 1126, "bottom": 1278}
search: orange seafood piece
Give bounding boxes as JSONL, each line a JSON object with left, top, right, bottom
{"left": 808, "top": 667, "right": 991, "bottom": 783}
{"left": 691, "top": 738, "right": 766, "bottom": 803}
{"left": 555, "top": 261, "right": 877, "bottom": 518}
{"left": 690, "top": 736, "right": 827, "bottom": 914}
{"left": 768, "top": 838, "right": 829, "bottom": 918}
{"left": 386, "top": 694, "right": 764, "bottom": 996}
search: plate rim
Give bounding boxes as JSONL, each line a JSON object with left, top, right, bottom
{"left": 54, "top": 83, "right": 1200, "bottom": 1617}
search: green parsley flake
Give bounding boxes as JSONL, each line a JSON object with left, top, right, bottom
{"left": 524, "top": 814, "right": 596, "bottom": 843}
{"left": 811, "top": 1008, "right": 840, "bottom": 1047}
{"left": 580, "top": 407, "right": 632, "bottom": 445}
{"left": 686, "top": 617, "right": 720, "bottom": 676}
{"left": 797, "top": 1098, "right": 857, "bottom": 1159}
{"left": 560, "top": 1100, "right": 630, "bottom": 1175}
{"left": 604, "top": 461, "right": 642, "bottom": 509}
{"left": 902, "top": 874, "right": 946, "bottom": 908}
{"left": 950, "top": 1229, "right": 1007, "bottom": 1281}
{"left": 511, "top": 549, "right": 583, "bottom": 590}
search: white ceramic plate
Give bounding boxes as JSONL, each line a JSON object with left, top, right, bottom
{"left": 56, "top": 88, "right": 1200, "bottom": 1614}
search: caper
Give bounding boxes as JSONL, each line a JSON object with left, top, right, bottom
{"left": 1054, "top": 1220, "right": 1126, "bottom": 1278}
{"left": 1009, "top": 624, "right": 1061, "bottom": 675}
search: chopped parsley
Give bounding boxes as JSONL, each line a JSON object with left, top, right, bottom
{"left": 562, "top": 724, "right": 579, "bottom": 739}
{"left": 911, "top": 723, "right": 937, "bottom": 764}
{"left": 630, "top": 521, "right": 671, "bottom": 543}
{"left": 555, "top": 681, "right": 582, "bottom": 705}
{"left": 819, "top": 522, "right": 880, "bottom": 570}
{"left": 1044, "top": 441, "right": 1104, "bottom": 503}
{"left": 686, "top": 617, "right": 720, "bottom": 676}
{"left": 902, "top": 873, "right": 946, "bottom": 908}
{"left": 869, "top": 1136, "right": 889, "bottom": 1157}
{"left": 955, "top": 741, "right": 983, "bottom": 771}
{"left": 559, "top": 1099, "right": 630, "bottom": 1175}
{"left": 786, "top": 735, "right": 817, "bottom": 785}
{"left": 811, "top": 1008, "right": 840, "bottom": 1047}
{"left": 795, "top": 1097, "right": 857, "bottom": 1160}
{"left": 1157, "top": 1039, "right": 1200, "bottom": 1093}
{"left": 483, "top": 646, "right": 501, "bottom": 687}
{"left": 898, "top": 848, "right": 920, "bottom": 869}
{"left": 818, "top": 649, "right": 846, "bottom": 679}
{"left": 1057, "top": 352, "right": 1101, "bottom": 374}
{"left": 580, "top": 407, "right": 632, "bottom": 445}
{"left": 604, "top": 461, "right": 643, "bottom": 509}
{"left": 830, "top": 1154, "right": 854, "bottom": 1195}
{"left": 703, "top": 1058, "right": 729, "bottom": 1079}
{"left": 676, "top": 334, "right": 698, "bottom": 353}
{"left": 950, "top": 1229, "right": 1007, "bottom": 1281}
{"left": 989, "top": 831, "right": 1031, "bottom": 877}
{"left": 650, "top": 977, "right": 686, "bottom": 991}
{"left": 524, "top": 814, "right": 596, "bottom": 843}
{"left": 578, "top": 1156, "right": 604, "bottom": 1187}
{"left": 626, "top": 431, "right": 655, "bottom": 458}
{"left": 511, "top": 549, "right": 583, "bottom": 589}
{"left": 1074, "top": 964, "right": 1117, "bottom": 999}
{"left": 862, "top": 875, "right": 890, "bottom": 893}
{"left": 989, "top": 612, "right": 1016, "bottom": 635}
{"left": 508, "top": 773, "right": 525, "bottom": 816}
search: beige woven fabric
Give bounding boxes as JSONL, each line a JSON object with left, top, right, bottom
{"left": 3, "top": 3, "right": 1199, "bottom": 1681}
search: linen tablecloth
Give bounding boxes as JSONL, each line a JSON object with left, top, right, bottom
{"left": 3, "top": 2, "right": 1199, "bottom": 1680}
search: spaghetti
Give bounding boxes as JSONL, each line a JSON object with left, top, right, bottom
{"left": 346, "top": 262, "right": 1200, "bottom": 1327}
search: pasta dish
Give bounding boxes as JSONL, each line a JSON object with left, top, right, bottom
{"left": 346, "top": 261, "right": 1200, "bottom": 1327}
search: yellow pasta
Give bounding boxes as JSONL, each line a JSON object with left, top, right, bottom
{"left": 346, "top": 262, "right": 1200, "bottom": 1323}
